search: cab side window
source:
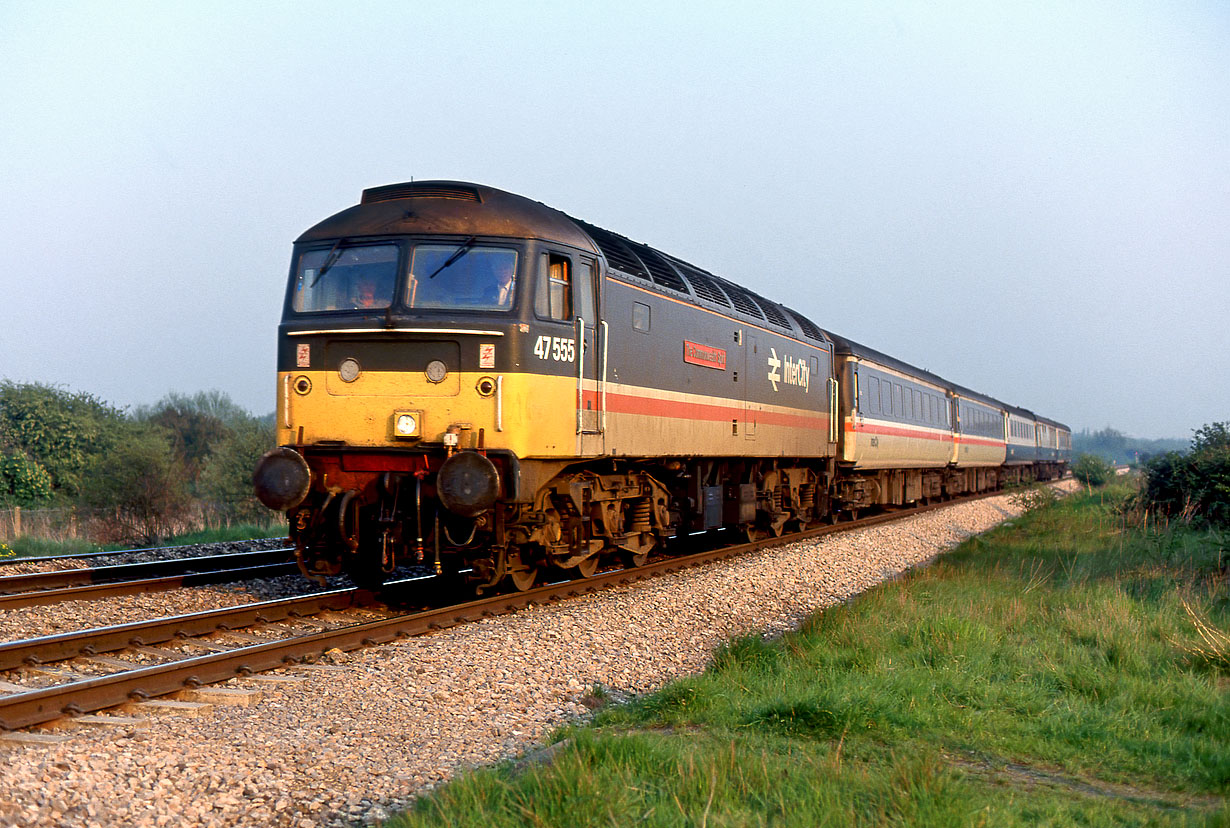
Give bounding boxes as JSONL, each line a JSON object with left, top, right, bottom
{"left": 536, "top": 253, "right": 572, "bottom": 321}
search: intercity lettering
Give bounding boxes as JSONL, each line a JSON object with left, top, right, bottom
{"left": 767, "top": 347, "right": 809, "bottom": 392}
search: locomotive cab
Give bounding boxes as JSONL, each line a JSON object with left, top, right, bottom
{"left": 254, "top": 182, "right": 628, "bottom": 591}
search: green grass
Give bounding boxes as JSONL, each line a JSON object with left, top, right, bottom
{"left": 390, "top": 483, "right": 1230, "bottom": 827}
{"left": 0, "top": 522, "right": 286, "bottom": 559}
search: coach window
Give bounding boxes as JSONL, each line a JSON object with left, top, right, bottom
{"left": 894, "top": 384, "right": 904, "bottom": 418}
{"left": 535, "top": 253, "right": 572, "bottom": 321}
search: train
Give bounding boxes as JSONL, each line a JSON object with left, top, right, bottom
{"left": 253, "top": 181, "right": 1070, "bottom": 591}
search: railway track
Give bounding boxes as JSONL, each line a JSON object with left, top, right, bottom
{"left": 0, "top": 548, "right": 298, "bottom": 610}
{"left": 0, "top": 537, "right": 291, "bottom": 568}
{"left": 0, "top": 488, "right": 1020, "bottom": 732}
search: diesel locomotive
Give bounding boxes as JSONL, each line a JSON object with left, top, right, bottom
{"left": 253, "top": 181, "right": 1070, "bottom": 591}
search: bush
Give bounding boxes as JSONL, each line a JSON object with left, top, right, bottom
{"left": 77, "top": 424, "right": 192, "bottom": 544}
{"left": 197, "top": 419, "right": 276, "bottom": 523}
{"left": 0, "top": 453, "right": 53, "bottom": 506}
{"left": 0, "top": 381, "right": 124, "bottom": 498}
{"left": 1071, "top": 453, "right": 1115, "bottom": 486}
{"left": 1138, "top": 422, "right": 1230, "bottom": 528}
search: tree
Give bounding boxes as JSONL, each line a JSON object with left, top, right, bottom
{"left": 77, "top": 424, "right": 191, "bottom": 544}
{"left": 1191, "top": 422, "right": 1230, "bottom": 454}
{"left": 0, "top": 381, "right": 124, "bottom": 497}
{"left": 197, "top": 418, "right": 277, "bottom": 523}
{"left": 134, "top": 391, "right": 256, "bottom": 484}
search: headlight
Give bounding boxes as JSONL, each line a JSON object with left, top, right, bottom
{"left": 393, "top": 410, "right": 421, "bottom": 438}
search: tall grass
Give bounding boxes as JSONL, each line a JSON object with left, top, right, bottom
{"left": 392, "top": 483, "right": 1229, "bottom": 826}
{"left": 0, "top": 522, "right": 286, "bottom": 559}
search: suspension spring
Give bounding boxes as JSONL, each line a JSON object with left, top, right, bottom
{"left": 628, "top": 499, "right": 653, "bottom": 533}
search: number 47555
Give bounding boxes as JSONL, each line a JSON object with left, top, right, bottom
{"left": 533, "top": 335, "right": 575, "bottom": 363}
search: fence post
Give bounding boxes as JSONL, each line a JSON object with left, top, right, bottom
{"left": 13, "top": 506, "right": 19, "bottom": 538}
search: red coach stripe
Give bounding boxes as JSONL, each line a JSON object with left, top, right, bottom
{"left": 602, "top": 391, "right": 827, "bottom": 430}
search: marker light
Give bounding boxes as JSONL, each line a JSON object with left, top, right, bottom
{"left": 339, "top": 358, "right": 361, "bottom": 383}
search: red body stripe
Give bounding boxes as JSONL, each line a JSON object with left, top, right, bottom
{"left": 846, "top": 421, "right": 952, "bottom": 442}
{"left": 600, "top": 391, "right": 827, "bottom": 430}
{"left": 953, "top": 435, "right": 1007, "bottom": 448}
{"left": 846, "top": 420, "right": 1006, "bottom": 448}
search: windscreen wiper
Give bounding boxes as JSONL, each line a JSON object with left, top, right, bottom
{"left": 425, "top": 236, "right": 477, "bottom": 280}
{"left": 309, "top": 238, "right": 347, "bottom": 286}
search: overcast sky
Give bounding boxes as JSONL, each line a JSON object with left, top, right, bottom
{"left": 1, "top": 1, "right": 1226, "bottom": 439}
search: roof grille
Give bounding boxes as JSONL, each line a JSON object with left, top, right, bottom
{"left": 752, "top": 293, "right": 793, "bottom": 329}
{"left": 672, "top": 261, "right": 731, "bottom": 307}
{"left": 628, "top": 242, "right": 690, "bottom": 294}
{"left": 574, "top": 221, "right": 650, "bottom": 280}
{"left": 785, "top": 308, "right": 826, "bottom": 342}
{"left": 722, "top": 284, "right": 766, "bottom": 320}
{"left": 361, "top": 183, "right": 481, "bottom": 204}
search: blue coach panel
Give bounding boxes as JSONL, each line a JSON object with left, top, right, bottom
{"left": 1005, "top": 404, "right": 1039, "bottom": 465}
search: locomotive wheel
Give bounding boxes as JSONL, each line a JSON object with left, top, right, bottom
{"left": 623, "top": 549, "right": 649, "bottom": 568}
{"left": 744, "top": 522, "right": 785, "bottom": 542}
{"left": 572, "top": 555, "right": 599, "bottom": 578}
{"left": 507, "top": 566, "right": 539, "bottom": 592}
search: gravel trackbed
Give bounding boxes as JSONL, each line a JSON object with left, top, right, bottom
{"left": 0, "top": 482, "right": 1075, "bottom": 828}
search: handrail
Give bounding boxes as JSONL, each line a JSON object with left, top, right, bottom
{"left": 496, "top": 375, "right": 504, "bottom": 432}
{"left": 600, "top": 320, "right": 609, "bottom": 433}
{"left": 575, "top": 317, "right": 585, "bottom": 434}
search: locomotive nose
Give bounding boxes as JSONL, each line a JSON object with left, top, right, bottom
{"left": 437, "top": 451, "right": 500, "bottom": 517}
{"left": 253, "top": 447, "right": 312, "bottom": 511}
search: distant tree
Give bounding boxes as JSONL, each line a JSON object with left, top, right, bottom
{"left": 135, "top": 391, "right": 255, "bottom": 483}
{"left": 198, "top": 419, "right": 277, "bottom": 523}
{"left": 134, "top": 390, "right": 253, "bottom": 429}
{"left": 0, "top": 381, "right": 125, "bottom": 497}
{"left": 78, "top": 423, "right": 191, "bottom": 544}
{"left": 1073, "top": 426, "right": 1187, "bottom": 466}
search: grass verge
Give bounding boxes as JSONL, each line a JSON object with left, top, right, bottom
{"left": 0, "top": 522, "right": 286, "bottom": 559}
{"left": 391, "top": 483, "right": 1229, "bottom": 827}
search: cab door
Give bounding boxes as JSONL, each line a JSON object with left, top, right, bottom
{"left": 575, "top": 256, "right": 603, "bottom": 455}
{"left": 538, "top": 250, "right": 603, "bottom": 456}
